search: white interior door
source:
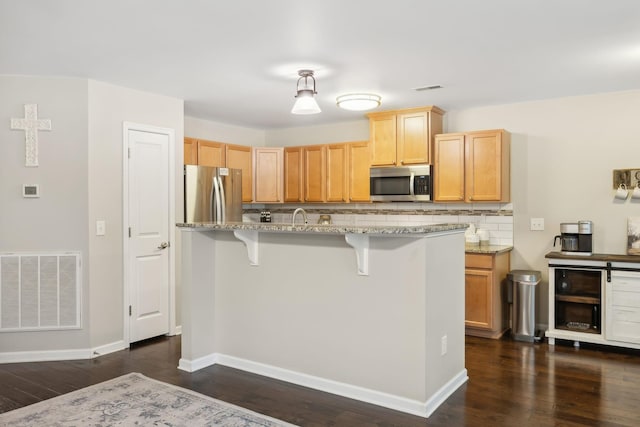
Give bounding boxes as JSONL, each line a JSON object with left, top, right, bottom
{"left": 127, "top": 128, "right": 170, "bottom": 343}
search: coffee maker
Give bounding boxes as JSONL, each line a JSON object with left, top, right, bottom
{"left": 554, "top": 221, "right": 593, "bottom": 255}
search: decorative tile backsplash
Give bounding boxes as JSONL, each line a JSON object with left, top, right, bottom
{"left": 245, "top": 202, "right": 514, "bottom": 246}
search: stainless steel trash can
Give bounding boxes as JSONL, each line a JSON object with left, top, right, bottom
{"left": 508, "top": 270, "right": 541, "bottom": 342}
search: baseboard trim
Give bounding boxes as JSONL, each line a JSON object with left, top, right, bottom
{"left": 424, "top": 369, "right": 468, "bottom": 417}
{"left": 215, "top": 354, "right": 468, "bottom": 418}
{"left": 177, "top": 353, "right": 218, "bottom": 372}
{"left": 91, "top": 340, "right": 128, "bottom": 358}
{"left": 0, "top": 348, "right": 93, "bottom": 364}
{"left": 0, "top": 339, "right": 130, "bottom": 364}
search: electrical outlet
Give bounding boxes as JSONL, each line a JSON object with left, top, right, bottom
{"left": 441, "top": 335, "right": 447, "bottom": 356}
{"left": 530, "top": 218, "right": 545, "bottom": 231}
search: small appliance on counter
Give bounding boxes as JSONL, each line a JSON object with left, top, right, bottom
{"left": 553, "top": 220, "right": 593, "bottom": 255}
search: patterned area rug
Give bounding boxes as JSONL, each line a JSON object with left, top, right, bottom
{"left": 0, "top": 372, "right": 298, "bottom": 426}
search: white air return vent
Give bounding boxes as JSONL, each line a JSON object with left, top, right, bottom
{"left": 1, "top": 253, "right": 81, "bottom": 332}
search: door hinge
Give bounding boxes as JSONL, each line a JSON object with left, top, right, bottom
{"left": 128, "top": 227, "right": 131, "bottom": 238}
{"left": 129, "top": 305, "right": 132, "bottom": 316}
{"left": 128, "top": 147, "right": 131, "bottom": 158}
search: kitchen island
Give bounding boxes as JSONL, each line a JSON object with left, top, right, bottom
{"left": 177, "top": 222, "right": 468, "bottom": 418}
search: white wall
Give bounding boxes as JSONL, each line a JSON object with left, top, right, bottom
{"left": 184, "top": 116, "right": 266, "bottom": 146}
{"left": 0, "top": 76, "right": 184, "bottom": 357}
{"left": 445, "top": 90, "right": 640, "bottom": 324}
{"left": 0, "top": 76, "right": 90, "bottom": 351}
{"left": 265, "top": 119, "right": 368, "bottom": 146}
{"left": 88, "top": 80, "right": 184, "bottom": 348}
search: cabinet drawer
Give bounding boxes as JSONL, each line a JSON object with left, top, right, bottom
{"left": 465, "top": 253, "right": 493, "bottom": 269}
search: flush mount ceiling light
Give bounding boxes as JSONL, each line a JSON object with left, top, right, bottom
{"left": 291, "top": 69, "right": 321, "bottom": 115}
{"left": 336, "top": 93, "right": 381, "bottom": 111}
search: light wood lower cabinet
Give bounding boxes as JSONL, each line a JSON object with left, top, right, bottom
{"left": 465, "top": 251, "right": 511, "bottom": 339}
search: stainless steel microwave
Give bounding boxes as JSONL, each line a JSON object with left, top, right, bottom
{"left": 369, "top": 165, "right": 432, "bottom": 202}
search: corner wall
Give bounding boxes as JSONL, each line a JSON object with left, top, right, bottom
{"left": 88, "top": 80, "right": 184, "bottom": 349}
{"left": 0, "top": 76, "right": 90, "bottom": 352}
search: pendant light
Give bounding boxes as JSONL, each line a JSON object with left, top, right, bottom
{"left": 336, "top": 93, "right": 381, "bottom": 111}
{"left": 291, "top": 70, "right": 321, "bottom": 115}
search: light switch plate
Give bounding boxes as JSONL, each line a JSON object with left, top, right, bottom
{"left": 530, "top": 218, "right": 545, "bottom": 231}
{"left": 96, "top": 220, "right": 106, "bottom": 236}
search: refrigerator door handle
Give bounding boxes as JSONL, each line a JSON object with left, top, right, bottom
{"left": 218, "top": 175, "right": 226, "bottom": 224}
{"left": 213, "top": 176, "right": 223, "bottom": 224}
{"left": 209, "top": 174, "right": 216, "bottom": 222}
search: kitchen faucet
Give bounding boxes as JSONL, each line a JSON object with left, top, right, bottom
{"left": 292, "top": 208, "right": 308, "bottom": 226}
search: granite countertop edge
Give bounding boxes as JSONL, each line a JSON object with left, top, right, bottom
{"left": 465, "top": 244, "right": 514, "bottom": 255}
{"left": 176, "top": 222, "right": 468, "bottom": 235}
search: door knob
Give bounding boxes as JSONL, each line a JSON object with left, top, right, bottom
{"left": 157, "top": 242, "right": 170, "bottom": 250}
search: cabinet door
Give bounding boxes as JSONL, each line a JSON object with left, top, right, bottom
{"left": 284, "top": 147, "right": 304, "bottom": 202}
{"left": 465, "top": 130, "right": 509, "bottom": 202}
{"left": 253, "top": 147, "right": 283, "bottom": 203}
{"left": 184, "top": 137, "right": 198, "bottom": 165}
{"left": 397, "top": 111, "right": 429, "bottom": 165}
{"left": 197, "top": 140, "right": 226, "bottom": 167}
{"left": 606, "top": 271, "right": 640, "bottom": 344}
{"left": 348, "top": 141, "right": 370, "bottom": 202}
{"left": 304, "top": 145, "right": 326, "bottom": 202}
{"left": 434, "top": 133, "right": 465, "bottom": 202}
{"left": 369, "top": 113, "right": 397, "bottom": 166}
{"left": 465, "top": 268, "right": 493, "bottom": 330}
{"left": 226, "top": 144, "right": 252, "bottom": 202}
{"left": 326, "top": 143, "right": 348, "bottom": 202}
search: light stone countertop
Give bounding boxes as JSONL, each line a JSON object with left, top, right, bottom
{"left": 465, "top": 244, "right": 514, "bottom": 254}
{"left": 176, "top": 222, "right": 467, "bottom": 235}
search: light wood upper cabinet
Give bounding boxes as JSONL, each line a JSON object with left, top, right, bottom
{"left": 434, "top": 129, "right": 510, "bottom": 203}
{"left": 284, "top": 147, "right": 304, "bottom": 202}
{"left": 368, "top": 113, "right": 397, "bottom": 166}
{"left": 226, "top": 144, "right": 253, "bottom": 202}
{"left": 368, "top": 106, "right": 444, "bottom": 167}
{"left": 304, "top": 145, "right": 326, "bottom": 202}
{"left": 433, "top": 133, "right": 465, "bottom": 202}
{"left": 184, "top": 137, "right": 198, "bottom": 165}
{"left": 466, "top": 130, "right": 510, "bottom": 202}
{"left": 326, "top": 143, "right": 349, "bottom": 203}
{"left": 348, "top": 141, "right": 370, "bottom": 202}
{"left": 253, "top": 147, "right": 283, "bottom": 203}
{"left": 197, "top": 140, "right": 226, "bottom": 167}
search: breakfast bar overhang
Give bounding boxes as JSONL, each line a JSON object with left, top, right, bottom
{"left": 177, "top": 222, "right": 468, "bottom": 418}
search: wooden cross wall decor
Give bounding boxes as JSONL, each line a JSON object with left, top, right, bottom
{"left": 10, "top": 104, "right": 52, "bottom": 167}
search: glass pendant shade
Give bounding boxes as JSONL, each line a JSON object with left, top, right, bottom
{"left": 336, "top": 93, "right": 381, "bottom": 111}
{"left": 291, "top": 70, "right": 321, "bottom": 115}
{"left": 291, "top": 89, "right": 321, "bottom": 114}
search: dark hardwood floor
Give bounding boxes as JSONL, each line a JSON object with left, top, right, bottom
{"left": 1, "top": 335, "right": 639, "bottom": 426}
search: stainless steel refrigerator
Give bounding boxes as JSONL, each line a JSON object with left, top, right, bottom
{"left": 184, "top": 165, "right": 243, "bottom": 223}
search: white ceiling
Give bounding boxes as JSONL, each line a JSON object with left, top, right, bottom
{"left": 2, "top": 0, "right": 640, "bottom": 130}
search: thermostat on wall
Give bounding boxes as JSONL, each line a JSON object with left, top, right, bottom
{"left": 23, "top": 184, "right": 40, "bottom": 198}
